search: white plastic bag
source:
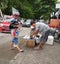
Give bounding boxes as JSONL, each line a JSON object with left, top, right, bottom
{"left": 23, "top": 35, "right": 30, "bottom": 39}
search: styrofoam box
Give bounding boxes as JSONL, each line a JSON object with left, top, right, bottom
{"left": 46, "top": 35, "right": 54, "bottom": 45}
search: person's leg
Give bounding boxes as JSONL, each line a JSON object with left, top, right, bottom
{"left": 34, "top": 30, "right": 50, "bottom": 50}
{"left": 14, "top": 38, "right": 24, "bottom": 52}
{"left": 34, "top": 35, "right": 44, "bottom": 49}
{"left": 10, "top": 29, "right": 15, "bottom": 49}
{"left": 38, "top": 42, "right": 44, "bottom": 48}
{"left": 10, "top": 39, "right": 15, "bottom": 50}
{"left": 11, "top": 42, "right": 14, "bottom": 48}
{"left": 16, "top": 45, "right": 23, "bottom": 52}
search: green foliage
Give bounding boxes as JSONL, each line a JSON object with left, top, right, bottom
{"left": 0, "top": 0, "right": 57, "bottom": 19}
{"left": 0, "top": 0, "right": 8, "bottom": 11}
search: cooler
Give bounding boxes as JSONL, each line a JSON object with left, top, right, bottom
{"left": 46, "top": 35, "right": 54, "bottom": 45}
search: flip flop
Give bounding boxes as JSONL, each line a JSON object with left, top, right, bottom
{"left": 34, "top": 47, "right": 40, "bottom": 50}
{"left": 19, "top": 49, "right": 24, "bottom": 52}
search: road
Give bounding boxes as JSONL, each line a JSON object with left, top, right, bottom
{"left": 0, "top": 27, "right": 30, "bottom": 64}
{"left": 0, "top": 27, "right": 60, "bottom": 64}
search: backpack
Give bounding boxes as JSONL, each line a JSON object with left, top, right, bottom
{"left": 9, "top": 20, "right": 19, "bottom": 29}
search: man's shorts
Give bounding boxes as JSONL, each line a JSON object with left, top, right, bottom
{"left": 12, "top": 38, "right": 18, "bottom": 45}
{"left": 40, "top": 30, "right": 50, "bottom": 43}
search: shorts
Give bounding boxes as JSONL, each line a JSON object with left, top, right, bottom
{"left": 12, "top": 38, "right": 18, "bottom": 45}
{"left": 40, "top": 30, "right": 50, "bottom": 43}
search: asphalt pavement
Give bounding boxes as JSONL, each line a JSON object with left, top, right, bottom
{"left": 0, "top": 28, "right": 60, "bottom": 64}
{"left": 0, "top": 33, "right": 18, "bottom": 64}
{"left": 0, "top": 27, "right": 30, "bottom": 64}
{"left": 9, "top": 42, "right": 60, "bottom": 64}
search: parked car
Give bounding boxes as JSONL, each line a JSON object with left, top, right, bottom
{"left": 22, "top": 19, "right": 32, "bottom": 27}
{"left": 0, "top": 17, "right": 20, "bottom": 33}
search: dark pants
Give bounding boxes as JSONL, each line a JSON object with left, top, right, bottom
{"left": 40, "top": 30, "right": 50, "bottom": 43}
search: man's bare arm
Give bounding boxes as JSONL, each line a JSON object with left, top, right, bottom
{"left": 31, "top": 30, "right": 39, "bottom": 37}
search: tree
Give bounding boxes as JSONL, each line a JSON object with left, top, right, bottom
{"left": 32, "top": 0, "right": 57, "bottom": 19}
{"left": 1, "top": 0, "right": 57, "bottom": 19}
{"left": 0, "top": 0, "right": 8, "bottom": 12}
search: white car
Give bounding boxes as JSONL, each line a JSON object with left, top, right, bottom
{"left": 22, "top": 19, "right": 31, "bottom": 27}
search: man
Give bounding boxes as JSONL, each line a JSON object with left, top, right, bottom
{"left": 31, "top": 21, "right": 50, "bottom": 50}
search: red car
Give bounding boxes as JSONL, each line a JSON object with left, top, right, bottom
{"left": 0, "top": 17, "right": 14, "bottom": 33}
{"left": 0, "top": 16, "right": 20, "bottom": 33}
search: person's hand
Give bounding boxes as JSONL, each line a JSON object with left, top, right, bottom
{"left": 14, "top": 36, "right": 18, "bottom": 38}
{"left": 33, "top": 35, "right": 35, "bottom": 38}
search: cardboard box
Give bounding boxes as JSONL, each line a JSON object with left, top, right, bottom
{"left": 26, "top": 39, "right": 35, "bottom": 48}
{"left": 19, "top": 37, "right": 35, "bottom": 48}
{"left": 18, "top": 38, "right": 26, "bottom": 47}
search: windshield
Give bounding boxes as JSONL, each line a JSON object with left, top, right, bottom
{"left": 4, "top": 18, "right": 14, "bottom": 22}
